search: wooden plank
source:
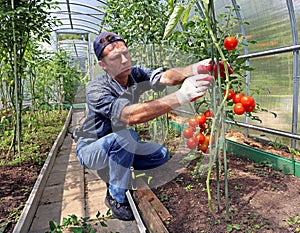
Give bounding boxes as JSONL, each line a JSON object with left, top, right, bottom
{"left": 135, "top": 180, "right": 172, "bottom": 222}
{"left": 137, "top": 196, "right": 169, "bottom": 233}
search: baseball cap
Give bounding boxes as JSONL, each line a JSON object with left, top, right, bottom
{"left": 93, "top": 31, "right": 126, "bottom": 59}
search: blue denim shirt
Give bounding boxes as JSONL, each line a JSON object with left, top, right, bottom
{"left": 75, "top": 65, "right": 166, "bottom": 151}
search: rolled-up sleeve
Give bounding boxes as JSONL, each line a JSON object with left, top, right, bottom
{"left": 150, "top": 67, "right": 166, "bottom": 92}
{"left": 111, "top": 97, "right": 130, "bottom": 130}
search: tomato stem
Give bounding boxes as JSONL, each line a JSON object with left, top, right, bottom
{"left": 201, "top": 0, "right": 230, "bottom": 218}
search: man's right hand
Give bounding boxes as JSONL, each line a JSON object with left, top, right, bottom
{"left": 176, "top": 74, "right": 214, "bottom": 105}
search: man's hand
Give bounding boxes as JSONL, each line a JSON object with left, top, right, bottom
{"left": 176, "top": 74, "right": 214, "bottom": 105}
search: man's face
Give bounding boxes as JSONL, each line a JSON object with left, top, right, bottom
{"left": 99, "top": 41, "right": 132, "bottom": 79}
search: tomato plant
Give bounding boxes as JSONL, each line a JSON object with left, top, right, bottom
{"left": 224, "top": 36, "right": 238, "bottom": 50}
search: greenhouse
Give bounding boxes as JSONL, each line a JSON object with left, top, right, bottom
{"left": 0, "top": 0, "right": 300, "bottom": 232}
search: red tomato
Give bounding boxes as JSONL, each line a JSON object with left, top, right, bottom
{"left": 245, "top": 102, "right": 256, "bottom": 112}
{"left": 183, "top": 127, "right": 194, "bottom": 139}
{"left": 187, "top": 136, "right": 198, "bottom": 149}
{"left": 232, "top": 93, "right": 243, "bottom": 104}
{"left": 198, "top": 141, "right": 209, "bottom": 153}
{"left": 200, "top": 123, "right": 207, "bottom": 132}
{"left": 204, "top": 109, "right": 214, "bottom": 118}
{"left": 241, "top": 95, "right": 255, "bottom": 108}
{"left": 196, "top": 132, "right": 205, "bottom": 145}
{"left": 205, "top": 134, "right": 211, "bottom": 144}
{"left": 224, "top": 36, "right": 238, "bottom": 50}
{"left": 196, "top": 113, "right": 206, "bottom": 125}
{"left": 224, "top": 89, "right": 235, "bottom": 100}
{"left": 189, "top": 117, "right": 199, "bottom": 128}
{"left": 234, "top": 103, "right": 246, "bottom": 115}
{"left": 212, "top": 61, "right": 234, "bottom": 78}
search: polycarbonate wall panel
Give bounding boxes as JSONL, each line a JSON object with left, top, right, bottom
{"left": 214, "top": 0, "right": 299, "bottom": 143}
{"left": 215, "top": 0, "right": 295, "bottom": 51}
{"left": 248, "top": 53, "right": 299, "bottom": 134}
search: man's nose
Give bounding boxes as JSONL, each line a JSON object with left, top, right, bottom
{"left": 121, "top": 54, "right": 128, "bottom": 63}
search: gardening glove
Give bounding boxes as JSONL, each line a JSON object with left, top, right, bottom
{"left": 192, "top": 58, "right": 212, "bottom": 75}
{"left": 176, "top": 74, "right": 213, "bottom": 105}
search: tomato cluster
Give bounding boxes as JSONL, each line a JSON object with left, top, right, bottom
{"left": 183, "top": 110, "right": 213, "bottom": 152}
{"left": 224, "top": 89, "right": 256, "bottom": 115}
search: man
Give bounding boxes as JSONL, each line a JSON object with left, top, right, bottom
{"left": 75, "top": 31, "right": 213, "bottom": 221}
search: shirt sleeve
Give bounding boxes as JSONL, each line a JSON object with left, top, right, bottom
{"left": 133, "top": 66, "right": 166, "bottom": 92}
{"left": 150, "top": 67, "right": 167, "bottom": 92}
{"left": 111, "top": 98, "right": 130, "bottom": 130}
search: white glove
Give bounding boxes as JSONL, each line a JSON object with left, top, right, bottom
{"left": 192, "top": 58, "right": 212, "bottom": 75}
{"left": 176, "top": 74, "right": 213, "bottom": 105}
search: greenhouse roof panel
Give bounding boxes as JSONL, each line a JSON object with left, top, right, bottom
{"left": 51, "top": 0, "right": 107, "bottom": 35}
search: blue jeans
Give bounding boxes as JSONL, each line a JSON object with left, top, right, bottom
{"left": 76, "top": 129, "right": 170, "bottom": 203}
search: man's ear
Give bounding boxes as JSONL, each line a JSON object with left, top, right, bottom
{"left": 98, "top": 60, "right": 107, "bottom": 71}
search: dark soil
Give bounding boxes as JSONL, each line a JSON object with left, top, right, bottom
{"left": 153, "top": 132, "right": 300, "bottom": 233}
{"left": 0, "top": 162, "right": 42, "bottom": 233}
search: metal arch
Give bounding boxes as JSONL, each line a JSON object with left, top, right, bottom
{"left": 52, "top": 11, "right": 104, "bottom": 34}
{"left": 55, "top": 26, "right": 99, "bottom": 35}
{"left": 57, "top": 37, "right": 89, "bottom": 58}
{"left": 57, "top": 16, "right": 102, "bottom": 30}
{"left": 52, "top": 10, "right": 104, "bottom": 22}
{"left": 55, "top": 22, "right": 101, "bottom": 34}
{"left": 56, "top": 1, "right": 106, "bottom": 14}
{"left": 50, "top": 0, "right": 107, "bottom": 34}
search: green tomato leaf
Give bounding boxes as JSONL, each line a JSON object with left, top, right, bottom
{"left": 182, "top": 3, "right": 192, "bottom": 25}
{"left": 163, "top": 4, "right": 185, "bottom": 39}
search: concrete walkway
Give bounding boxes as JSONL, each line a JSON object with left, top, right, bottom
{"left": 28, "top": 108, "right": 139, "bottom": 233}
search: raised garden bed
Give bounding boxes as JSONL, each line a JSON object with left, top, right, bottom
{"left": 137, "top": 117, "right": 300, "bottom": 232}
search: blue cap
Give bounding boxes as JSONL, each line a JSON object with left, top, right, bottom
{"left": 93, "top": 31, "right": 126, "bottom": 59}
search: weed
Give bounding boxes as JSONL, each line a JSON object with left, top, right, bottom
{"left": 283, "top": 214, "right": 300, "bottom": 232}
{"left": 175, "top": 176, "right": 184, "bottom": 183}
{"left": 226, "top": 223, "right": 241, "bottom": 232}
{"left": 158, "top": 193, "right": 170, "bottom": 202}
{"left": 46, "top": 210, "right": 117, "bottom": 233}
{"left": 289, "top": 147, "right": 300, "bottom": 157}
{"left": 184, "top": 184, "right": 194, "bottom": 191}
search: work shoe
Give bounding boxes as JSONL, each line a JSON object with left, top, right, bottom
{"left": 105, "top": 192, "right": 134, "bottom": 221}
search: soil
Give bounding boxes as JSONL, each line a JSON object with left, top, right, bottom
{"left": 151, "top": 130, "right": 300, "bottom": 233}
{"left": 153, "top": 153, "right": 300, "bottom": 233}
{"left": 0, "top": 162, "right": 42, "bottom": 233}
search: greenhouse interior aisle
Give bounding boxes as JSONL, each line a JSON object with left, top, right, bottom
{"left": 28, "top": 108, "right": 139, "bottom": 233}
